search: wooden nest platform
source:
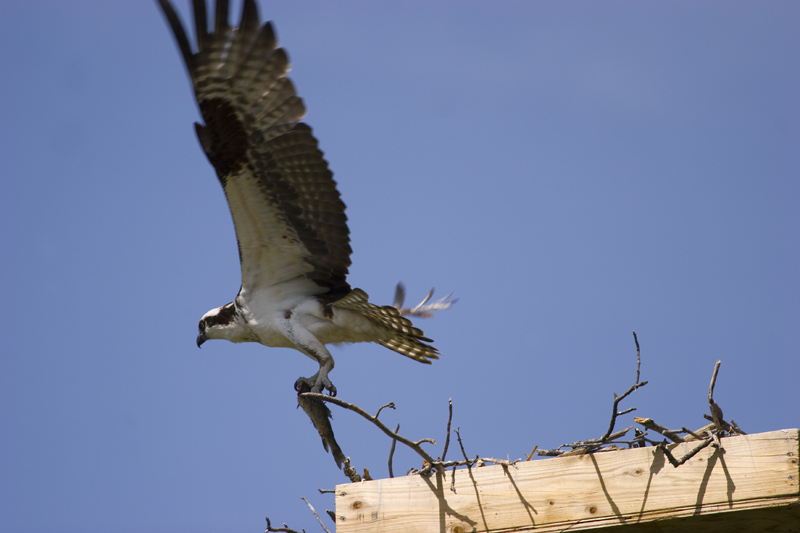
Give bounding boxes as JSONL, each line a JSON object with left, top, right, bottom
{"left": 335, "top": 428, "right": 799, "bottom": 532}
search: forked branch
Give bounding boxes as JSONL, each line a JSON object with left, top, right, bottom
{"left": 299, "top": 392, "right": 438, "bottom": 468}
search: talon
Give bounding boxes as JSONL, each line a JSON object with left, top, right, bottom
{"left": 315, "top": 376, "right": 336, "bottom": 396}
{"left": 297, "top": 372, "right": 336, "bottom": 396}
{"left": 319, "top": 376, "right": 336, "bottom": 396}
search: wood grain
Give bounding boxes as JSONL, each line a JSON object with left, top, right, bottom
{"left": 335, "top": 429, "right": 799, "bottom": 532}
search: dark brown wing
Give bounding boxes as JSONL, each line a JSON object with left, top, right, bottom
{"left": 157, "top": 0, "right": 352, "bottom": 295}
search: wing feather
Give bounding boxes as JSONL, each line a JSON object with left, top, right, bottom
{"left": 191, "top": 0, "right": 208, "bottom": 54}
{"left": 157, "top": 0, "right": 195, "bottom": 73}
{"left": 213, "top": 0, "right": 229, "bottom": 34}
{"left": 332, "top": 289, "right": 440, "bottom": 363}
{"left": 157, "top": 0, "right": 352, "bottom": 294}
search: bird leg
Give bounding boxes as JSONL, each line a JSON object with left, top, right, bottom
{"left": 281, "top": 311, "right": 336, "bottom": 395}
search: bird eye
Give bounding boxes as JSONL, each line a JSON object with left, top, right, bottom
{"left": 199, "top": 320, "right": 206, "bottom": 331}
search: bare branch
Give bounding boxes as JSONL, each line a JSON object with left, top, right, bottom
{"left": 708, "top": 360, "right": 724, "bottom": 432}
{"left": 607, "top": 426, "right": 633, "bottom": 441}
{"left": 635, "top": 417, "right": 685, "bottom": 443}
{"left": 442, "top": 398, "right": 453, "bottom": 462}
{"left": 681, "top": 426, "right": 703, "bottom": 441}
{"left": 597, "top": 334, "right": 648, "bottom": 443}
{"left": 525, "top": 446, "right": 538, "bottom": 461}
{"left": 633, "top": 331, "right": 641, "bottom": 385}
{"left": 708, "top": 429, "right": 722, "bottom": 449}
{"left": 265, "top": 517, "right": 304, "bottom": 533}
{"left": 301, "top": 497, "right": 332, "bottom": 533}
{"left": 342, "top": 458, "right": 361, "bottom": 483}
{"left": 388, "top": 424, "right": 400, "bottom": 478}
{"left": 443, "top": 429, "right": 516, "bottom": 472}
{"left": 633, "top": 428, "right": 646, "bottom": 448}
{"left": 687, "top": 422, "right": 716, "bottom": 441}
{"left": 481, "top": 457, "right": 520, "bottom": 467}
{"left": 558, "top": 427, "right": 633, "bottom": 456}
{"left": 599, "top": 381, "right": 648, "bottom": 443}
{"left": 375, "top": 402, "right": 395, "bottom": 419}
{"left": 537, "top": 337, "right": 649, "bottom": 458}
{"left": 455, "top": 428, "right": 470, "bottom": 466}
{"left": 708, "top": 360, "right": 721, "bottom": 401}
{"left": 300, "top": 392, "right": 438, "bottom": 468}
{"left": 659, "top": 438, "right": 715, "bottom": 468}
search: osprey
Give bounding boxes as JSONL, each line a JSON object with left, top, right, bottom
{"left": 157, "top": 0, "right": 449, "bottom": 395}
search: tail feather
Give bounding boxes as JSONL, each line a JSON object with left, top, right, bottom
{"left": 331, "top": 288, "right": 440, "bottom": 363}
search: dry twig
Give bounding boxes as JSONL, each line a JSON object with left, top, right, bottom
{"left": 455, "top": 427, "right": 470, "bottom": 466}
{"left": 388, "top": 423, "right": 400, "bottom": 478}
{"left": 708, "top": 360, "right": 724, "bottom": 433}
{"left": 596, "top": 332, "right": 648, "bottom": 445}
{"left": 634, "top": 417, "right": 685, "bottom": 443}
{"left": 633, "top": 331, "right": 641, "bottom": 385}
{"left": 599, "top": 381, "right": 647, "bottom": 443}
{"left": 537, "top": 334, "right": 650, "bottom": 457}
{"left": 659, "top": 438, "right": 716, "bottom": 468}
{"left": 442, "top": 398, "right": 453, "bottom": 462}
{"left": 265, "top": 517, "right": 303, "bottom": 533}
{"left": 342, "top": 457, "right": 361, "bottom": 483}
{"left": 375, "top": 402, "right": 395, "bottom": 419}
{"left": 301, "top": 497, "right": 332, "bottom": 533}
{"left": 300, "top": 392, "right": 439, "bottom": 470}
{"left": 525, "top": 446, "right": 538, "bottom": 461}
{"left": 644, "top": 360, "right": 740, "bottom": 467}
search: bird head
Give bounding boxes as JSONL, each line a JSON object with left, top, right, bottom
{"left": 196, "top": 302, "right": 244, "bottom": 347}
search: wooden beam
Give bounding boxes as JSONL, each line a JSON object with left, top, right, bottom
{"left": 335, "top": 428, "right": 799, "bottom": 532}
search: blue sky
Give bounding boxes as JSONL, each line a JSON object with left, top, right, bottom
{"left": 1, "top": 1, "right": 798, "bottom": 532}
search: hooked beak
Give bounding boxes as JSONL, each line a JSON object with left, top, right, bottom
{"left": 196, "top": 331, "right": 207, "bottom": 348}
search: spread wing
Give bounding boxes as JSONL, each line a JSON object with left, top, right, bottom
{"left": 157, "top": 0, "right": 352, "bottom": 297}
